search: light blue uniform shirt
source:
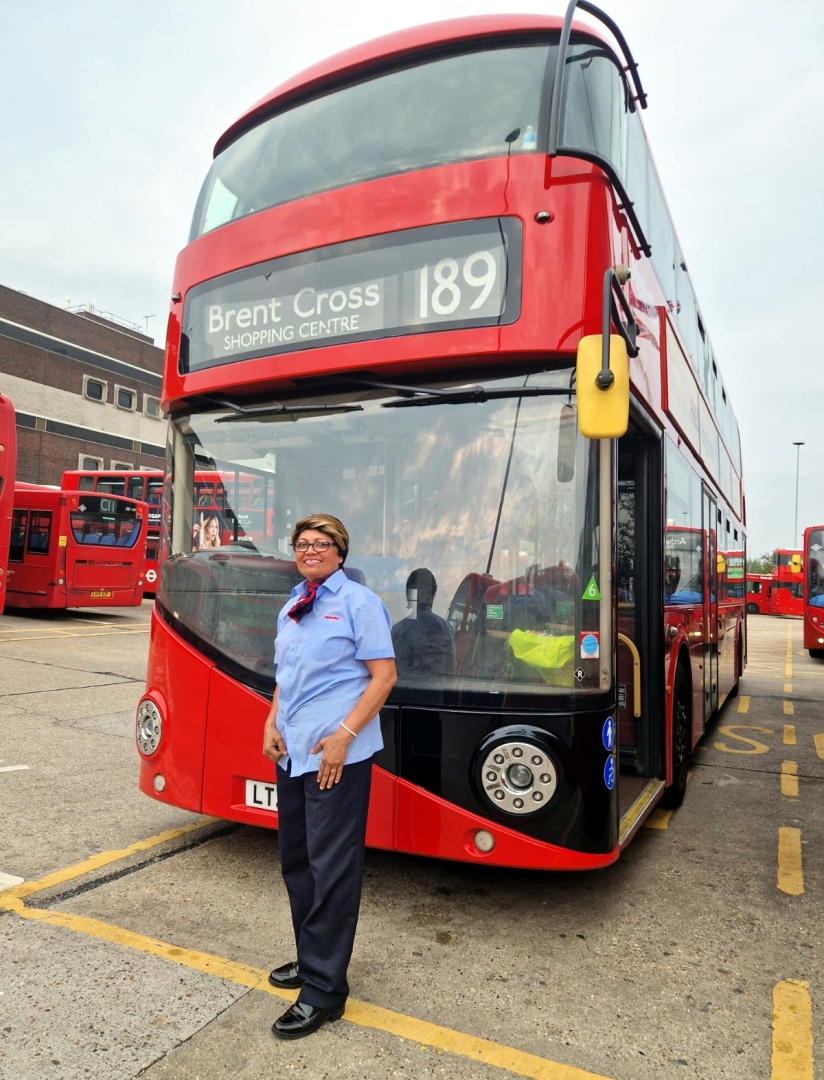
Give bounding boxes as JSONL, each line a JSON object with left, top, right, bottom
{"left": 273, "top": 568, "right": 394, "bottom": 777}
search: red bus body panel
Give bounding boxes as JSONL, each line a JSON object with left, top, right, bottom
{"left": 803, "top": 526, "right": 824, "bottom": 654}
{"left": 0, "top": 394, "right": 18, "bottom": 615}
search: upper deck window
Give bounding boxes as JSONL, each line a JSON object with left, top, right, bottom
{"left": 191, "top": 43, "right": 555, "bottom": 238}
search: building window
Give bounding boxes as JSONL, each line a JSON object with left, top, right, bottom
{"left": 144, "top": 395, "right": 162, "bottom": 419}
{"left": 111, "top": 460, "right": 133, "bottom": 471}
{"left": 84, "top": 376, "right": 107, "bottom": 403}
{"left": 79, "top": 454, "right": 103, "bottom": 470}
{"left": 115, "top": 386, "right": 136, "bottom": 411}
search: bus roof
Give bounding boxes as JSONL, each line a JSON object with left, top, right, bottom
{"left": 215, "top": 13, "right": 606, "bottom": 156}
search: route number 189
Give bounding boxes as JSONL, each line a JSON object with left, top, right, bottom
{"left": 418, "top": 251, "right": 498, "bottom": 318}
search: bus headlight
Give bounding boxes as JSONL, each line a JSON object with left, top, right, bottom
{"left": 136, "top": 698, "right": 163, "bottom": 756}
{"left": 473, "top": 728, "right": 561, "bottom": 818}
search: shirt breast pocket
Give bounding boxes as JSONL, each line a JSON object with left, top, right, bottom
{"left": 306, "top": 622, "right": 353, "bottom": 666}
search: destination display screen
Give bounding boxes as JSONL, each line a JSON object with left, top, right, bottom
{"left": 180, "top": 218, "right": 522, "bottom": 372}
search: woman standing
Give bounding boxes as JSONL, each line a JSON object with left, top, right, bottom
{"left": 262, "top": 513, "right": 396, "bottom": 1039}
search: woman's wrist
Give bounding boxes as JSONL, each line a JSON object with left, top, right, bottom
{"left": 340, "top": 722, "right": 358, "bottom": 738}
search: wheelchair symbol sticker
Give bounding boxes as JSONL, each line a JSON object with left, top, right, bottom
{"left": 604, "top": 755, "right": 616, "bottom": 790}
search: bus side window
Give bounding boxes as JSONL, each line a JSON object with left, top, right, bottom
{"left": 27, "top": 512, "right": 52, "bottom": 554}
{"left": 10, "top": 511, "right": 27, "bottom": 562}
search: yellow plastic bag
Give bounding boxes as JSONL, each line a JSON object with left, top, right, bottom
{"left": 508, "top": 630, "right": 575, "bottom": 687}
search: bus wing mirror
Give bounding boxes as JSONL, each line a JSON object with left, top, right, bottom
{"left": 791, "top": 554, "right": 802, "bottom": 574}
{"left": 576, "top": 335, "right": 629, "bottom": 439}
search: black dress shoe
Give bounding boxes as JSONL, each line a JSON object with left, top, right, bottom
{"left": 271, "top": 1000, "right": 345, "bottom": 1039}
{"left": 267, "top": 960, "right": 303, "bottom": 990}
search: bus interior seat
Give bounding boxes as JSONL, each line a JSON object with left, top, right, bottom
{"left": 344, "top": 567, "right": 367, "bottom": 585}
{"left": 100, "top": 534, "right": 117, "bottom": 545}
{"left": 83, "top": 533, "right": 101, "bottom": 545}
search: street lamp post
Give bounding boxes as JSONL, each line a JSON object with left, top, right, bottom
{"left": 793, "top": 441, "right": 805, "bottom": 546}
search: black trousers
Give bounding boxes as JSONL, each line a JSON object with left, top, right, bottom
{"left": 276, "top": 756, "right": 373, "bottom": 1009}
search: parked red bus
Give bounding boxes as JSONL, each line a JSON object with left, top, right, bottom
{"left": 803, "top": 526, "right": 824, "bottom": 659}
{"left": 769, "top": 548, "right": 803, "bottom": 616}
{"left": 745, "top": 573, "right": 772, "bottom": 615}
{"left": 0, "top": 393, "right": 17, "bottom": 614}
{"left": 137, "top": 4, "right": 745, "bottom": 870}
{"left": 6, "top": 484, "right": 147, "bottom": 610}
{"left": 62, "top": 470, "right": 164, "bottom": 593}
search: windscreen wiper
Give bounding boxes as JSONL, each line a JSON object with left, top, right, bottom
{"left": 333, "top": 374, "right": 570, "bottom": 408}
{"left": 381, "top": 385, "right": 573, "bottom": 408}
{"left": 211, "top": 396, "right": 362, "bottom": 423}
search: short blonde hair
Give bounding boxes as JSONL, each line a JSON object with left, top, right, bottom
{"left": 291, "top": 514, "right": 349, "bottom": 563}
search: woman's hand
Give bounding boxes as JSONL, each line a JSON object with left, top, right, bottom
{"left": 310, "top": 728, "right": 351, "bottom": 789}
{"left": 262, "top": 691, "right": 286, "bottom": 763}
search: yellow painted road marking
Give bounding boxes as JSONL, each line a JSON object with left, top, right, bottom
{"left": 0, "top": 819, "right": 218, "bottom": 901}
{"left": 784, "top": 625, "right": 793, "bottom": 680}
{"left": 0, "top": 889, "right": 616, "bottom": 1080}
{"left": 783, "top": 683, "right": 792, "bottom": 694}
{"left": 737, "top": 696, "right": 750, "bottom": 713}
{"left": 714, "top": 725, "right": 772, "bottom": 754}
{"left": 783, "top": 701, "right": 794, "bottom": 716}
{"left": 772, "top": 980, "right": 813, "bottom": 1080}
{"left": 783, "top": 725, "right": 796, "bottom": 745}
{"left": 0, "top": 628, "right": 149, "bottom": 643}
{"left": 780, "top": 762, "right": 798, "bottom": 798}
{"left": 0, "top": 823, "right": 616, "bottom": 1080}
{"left": 815, "top": 734, "right": 824, "bottom": 761}
{"left": 644, "top": 809, "right": 672, "bottom": 830}
{"left": 777, "top": 828, "right": 804, "bottom": 896}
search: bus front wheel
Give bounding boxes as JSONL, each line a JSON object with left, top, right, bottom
{"left": 810, "top": 648, "right": 824, "bottom": 660}
{"left": 661, "top": 664, "right": 690, "bottom": 809}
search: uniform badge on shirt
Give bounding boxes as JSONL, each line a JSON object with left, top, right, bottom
{"left": 324, "top": 615, "right": 340, "bottom": 620}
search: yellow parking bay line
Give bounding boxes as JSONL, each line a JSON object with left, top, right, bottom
{"left": 0, "top": 628, "right": 150, "bottom": 644}
{"left": 0, "top": 827, "right": 615, "bottom": 1080}
{"left": 780, "top": 762, "right": 799, "bottom": 799}
{"left": 772, "top": 980, "right": 813, "bottom": 1080}
{"left": 0, "top": 893, "right": 614, "bottom": 1080}
{"left": 777, "top": 828, "right": 804, "bottom": 896}
{"left": 737, "top": 696, "right": 750, "bottom": 713}
{"left": 0, "top": 819, "right": 218, "bottom": 901}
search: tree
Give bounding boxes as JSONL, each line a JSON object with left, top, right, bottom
{"left": 747, "top": 551, "right": 773, "bottom": 575}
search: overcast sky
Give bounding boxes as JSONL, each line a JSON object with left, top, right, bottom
{"left": 1, "top": 0, "right": 822, "bottom": 558}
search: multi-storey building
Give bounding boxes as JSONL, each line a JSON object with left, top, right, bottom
{"left": 0, "top": 284, "right": 165, "bottom": 484}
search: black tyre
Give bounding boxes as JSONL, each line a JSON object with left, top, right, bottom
{"left": 727, "top": 636, "right": 743, "bottom": 699}
{"left": 661, "top": 663, "right": 690, "bottom": 808}
{"left": 810, "top": 649, "right": 824, "bottom": 660}
{"left": 746, "top": 602, "right": 759, "bottom": 615}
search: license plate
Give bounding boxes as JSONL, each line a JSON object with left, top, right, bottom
{"left": 245, "top": 778, "right": 278, "bottom": 812}
{"left": 90, "top": 590, "right": 112, "bottom": 598}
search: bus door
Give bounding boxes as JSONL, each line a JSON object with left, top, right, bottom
{"left": 616, "top": 423, "right": 664, "bottom": 784}
{"left": 7, "top": 508, "right": 59, "bottom": 605}
{"left": 702, "top": 489, "right": 718, "bottom": 719}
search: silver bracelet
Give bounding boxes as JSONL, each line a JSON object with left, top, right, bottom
{"left": 340, "top": 722, "right": 358, "bottom": 738}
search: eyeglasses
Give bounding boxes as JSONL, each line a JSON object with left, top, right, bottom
{"left": 294, "top": 539, "right": 334, "bottom": 552}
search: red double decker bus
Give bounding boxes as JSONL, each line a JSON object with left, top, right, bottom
{"left": 803, "top": 526, "right": 824, "bottom": 659}
{"left": 769, "top": 548, "right": 803, "bottom": 616}
{"left": 0, "top": 393, "right": 17, "bottom": 614}
{"left": 7, "top": 484, "right": 147, "bottom": 610}
{"left": 745, "top": 573, "right": 771, "bottom": 615}
{"left": 137, "top": 3, "right": 745, "bottom": 869}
